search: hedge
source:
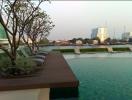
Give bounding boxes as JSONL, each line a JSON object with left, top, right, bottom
{"left": 53, "top": 49, "right": 74, "bottom": 53}
{"left": 53, "top": 48, "right": 108, "bottom": 53}
{"left": 112, "top": 47, "right": 130, "bottom": 51}
{"left": 80, "top": 48, "right": 107, "bottom": 52}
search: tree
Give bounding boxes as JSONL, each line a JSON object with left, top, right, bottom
{"left": 87, "top": 39, "right": 93, "bottom": 44}
{"left": 93, "top": 37, "right": 100, "bottom": 44}
{"left": 0, "top": 0, "right": 45, "bottom": 65}
{"left": 39, "top": 38, "right": 49, "bottom": 45}
{"left": 22, "top": 9, "right": 54, "bottom": 54}
{"left": 111, "top": 39, "right": 118, "bottom": 44}
{"left": 83, "top": 38, "right": 89, "bottom": 44}
{"left": 104, "top": 38, "right": 111, "bottom": 44}
{"left": 69, "top": 38, "right": 77, "bottom": 44}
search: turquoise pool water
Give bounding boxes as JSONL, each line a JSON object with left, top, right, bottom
{"left": 64, "top": 53, "right": 132, "bottom": 100}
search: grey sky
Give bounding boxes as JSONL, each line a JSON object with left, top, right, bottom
{"left": 40, "top": 1, "right": 132, "bottom": 40}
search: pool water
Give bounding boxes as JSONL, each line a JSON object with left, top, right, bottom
{"left": 64, "top": 53, "right": 132, "bottom": 100}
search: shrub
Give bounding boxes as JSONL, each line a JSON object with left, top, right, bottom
{"left": 53, "top": 49, "right": 74, "bottom": 53}
{"left": 80, "top": 48, "right": 107, "bottom": 52}
{"left": 113, "top": 47, "right": 130, "bottom": 51}
{"left": 0, "top": 57, "right": 37, "bottom": 77}
{"left": 53, "top": 48, "right": 108, "bottom": 53}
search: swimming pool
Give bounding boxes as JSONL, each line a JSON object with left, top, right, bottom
{"left": 64, "top": 53, "right": 132, "bottom": 100}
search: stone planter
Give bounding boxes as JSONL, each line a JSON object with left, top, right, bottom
{"left": 0, "top": 88, "right": 50, "bottom": 100}
{"left": 0, "top": 53, "right": 79, "bottom": 100}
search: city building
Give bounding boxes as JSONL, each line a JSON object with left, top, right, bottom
{"left": 91, "top": 27, "right": 109, "bottom": 43}
{"left": 122, "top": 32, "right": 132, "bottom": 41}
{"left": 92, "top": 40, "right": 98, "bottom": 45}
{"left": 53, "top": 40, "right": 70, "bottom": 46}
{"left": 75, "top": 40, "right": 83, "bottom": 45}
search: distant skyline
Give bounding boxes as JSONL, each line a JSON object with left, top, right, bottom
{"left": 40, "top": 1, "right": 132, "bottom": 40}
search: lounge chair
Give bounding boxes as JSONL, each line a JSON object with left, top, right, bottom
{"left": 21, "top": 48, "right": 46, "bottom": 59}
{"left": 37, "top": 51, "right": 49, "bottom": 55}
{"left": 17, "top": 50, "right": 45, "bottom": 66}
{"left": 23, "top": 47, "right": 47, "bottom": 59}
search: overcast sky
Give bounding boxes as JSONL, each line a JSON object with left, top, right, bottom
{"left": 40, "top": 1, "right": 132, "bottom": 40}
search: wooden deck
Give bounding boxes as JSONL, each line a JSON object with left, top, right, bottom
{"left": 0, "top": 52, "right": 79, "bottom": 91}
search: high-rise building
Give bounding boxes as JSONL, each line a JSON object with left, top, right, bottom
{"left": 91, "top": 27, "right": 109, "bottom": 43}
{"left": 122, "top": 32, "right": 132, "bottom": 41}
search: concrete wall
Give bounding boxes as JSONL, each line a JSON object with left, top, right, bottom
{"left": 0, "top": 88, "right": 50, "bottom": 100}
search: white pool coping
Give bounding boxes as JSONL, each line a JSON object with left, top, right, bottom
{"left": 63, "top": 52, "right": 132, "bottom": 59}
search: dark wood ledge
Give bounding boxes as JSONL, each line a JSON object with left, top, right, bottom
{"left": 0, "top": 52, "right": 79, "bottom": 91}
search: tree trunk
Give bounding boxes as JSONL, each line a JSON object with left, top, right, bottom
{"left": 32, "top": 43, "right": 36, "bottom": 54}
{"left": 11, "top": 58, "right": 16, "bottom": 66}
{"left": 10, "top": 48, "right": 17, "bottom": 66}
{"left": 35, "top": 42, "right": 39, "bottom": 52}
{"left": 29, "top": 45, "right": 33, "bottom": 55}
